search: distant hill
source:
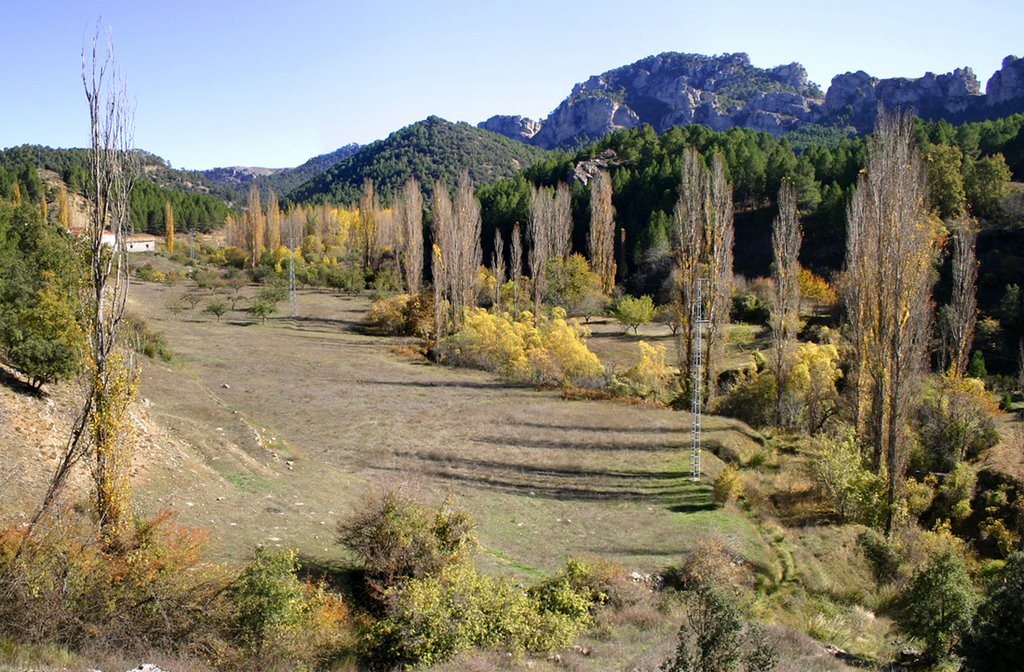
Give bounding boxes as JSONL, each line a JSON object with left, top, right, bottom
{"left": 481, "top": 51, "right": 1024, "bottom": 148}
{"left": 201, "top": 143, "right": 362, "bottom": 200}
{"left": 287, "top": 116, "right": 550, "bottom": 205}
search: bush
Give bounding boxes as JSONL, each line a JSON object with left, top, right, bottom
{"left": 121, "top": 313, "right": 172, "bottom": 362}
{"left": 545, "top": 254, "right": 603, "bottom": 315}
{"left": 611, "top": 294, "right": 656, "bottom": 334}
{"left": 917, "top": 374, "right": 1000, "bottom": 471}
{"left": 713, "top": 466, "right": 744, "bottom": 505}
{"left": 227, "top": 547, "right": 351, "bottom": 669}
{"left": 614, "top": 340, "right": 676, "bottom": 402}
{"left": 894, "top": 549, "right": 976, "bottom": 660}
{"left": 714, "top": 368, "right": 776, "bottom": 429}
{"left": 363, "top": 561, "right": 592, "bottom": 671}
{"left": 661, "top": 585, "right": 778, "bottom": 672}
{"left": 0, "top": 510, "right": 225, "bottom": 654}
{"left": 366, "top": 292, "right": 433, "bottom": 337}
{"left": 666, "top": 537, "right": 750, "bottom": 592}
{"left": 731, "top": 284, "right": 770, "bottom": 325}
{"left": 936, "top": 462, "right": 977, "bottom": 521}
{"left": 338, "top": 490, "right": 476, "bottom": 601}
{"left": 962, "top": 551, "right": 1024, "bottom": 672}
{"left": 447, "top": 307, "right": 604, "bottom": 387}
{"left": 807, "top": 430, "right": 887, "bottom": 528}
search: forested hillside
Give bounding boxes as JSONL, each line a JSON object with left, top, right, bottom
{"left": 287, "top": 116, "right": 550, "bottom": 205}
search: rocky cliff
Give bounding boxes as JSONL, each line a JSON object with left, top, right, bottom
{"left": 482, "top": 52, "right": 1024, "bottom": 149}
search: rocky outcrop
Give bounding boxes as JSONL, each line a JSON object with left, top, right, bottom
{"left": 987, "top": 55, "right": 1024, "bottom": 105}
{"left": 825, "top": 68, "right": 983, "bottom": 132}
{"left": 479, "top": 115, "right": 542, "bottom": 141}
{"left": 480, "top": 51, "right": 1024, "bottom": 149}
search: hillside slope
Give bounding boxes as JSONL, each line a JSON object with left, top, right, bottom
{"left": 288, "top": 116, "right": 550, "bottom": 204}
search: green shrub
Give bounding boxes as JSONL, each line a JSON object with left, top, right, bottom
{"left": 858, "top": 529, "right": 901, "bottom": 586}
{"left": 962, "top": 551, "right": 1024, "bottom": 671}
{"left": 895, "top": 549, "right": 976, "bottom": 660}
{"left": 661, "top": 585, "right": 778, "bottom": 672}
{"left": 544, "top": 254, "right": 603, "bottom": 315}
{"left": 611, "top": 294, "right": 656, "bottom": 334}
{"left": 713, "top": 368, "right": 776, "bottom": 429}
{"left": 613, "top": 340, "right": 675, "bottom": 401}
{"left": 363, "top": 561, "right": 588, "bottom": 671}
{"left": 807, "top": 430, "right": 888, "bottom": 528}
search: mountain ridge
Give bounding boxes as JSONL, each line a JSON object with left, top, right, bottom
{"left": 481, "top": 51, "right": 1024, "bottom": 148}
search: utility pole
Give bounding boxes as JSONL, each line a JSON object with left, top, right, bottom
{"left": 691, "top": 277, "right": 710, "bottom": 480}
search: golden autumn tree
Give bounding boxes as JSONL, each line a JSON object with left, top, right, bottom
{"left": 164, "top": 200, "right": 174, "bottom": 253}
{"left": 589, "top": 169, "right": 616, "bottom": 293}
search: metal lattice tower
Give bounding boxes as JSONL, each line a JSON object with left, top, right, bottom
{"left": 691, "top": 278, "right": 710, "bottom": 480}
{"left": 288, "top": 228, "right": 297, "bottom": 318}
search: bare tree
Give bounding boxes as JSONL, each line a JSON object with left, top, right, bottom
{"left": 529, "top": 185, "right": 554, "bottom": 313}
{"left": 431, "top": 182, "right": 454, "bottom": 339}
{"left": 510, "top": 223, "right": 524, "bottom": 313}
{"left": 945, "top": 216, "right": 978, "bottom": 378}
{"left": 243, "top": 184, "right": 265, "bottom": 268}
{"left": 844, "top": 109, "right": 939, "bottom": 534}
{"left": 552, "top": 181, "right": 573, "bottom": 260}
{"left": 29, "top": 28, "right": 140, "bottom": 544}
{"left": 589, "top": 169, "right": 616, "bottom": 293}
{"left": 671, "top": 147, "right": 734, "bottom": 397}
{"left": 770, "top": 178, "right": 802, "bottom": 425}
{"left": 705, "top": 154, "right": 735, "bottom": 397}
{"left": 492, "top": 228, "right": 506, "bottom": 309}
{"left": 398, "top": 178, "right": 424, "bottom": 294}
{"left": 450, "top": 171, "right": 482, "bottom": 329}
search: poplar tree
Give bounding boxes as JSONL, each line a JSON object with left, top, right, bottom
{"left": 265, "top": 188, "right": 281, "bottom": 252}
{"left": 671, "top": 148, "right": 735, "bottom": 397}
{"left": 397, "top": 178, "right": 424, "bottom": 294}
{"left": 770, "top": 178, "right": 802, "bottom": 425}
{"left": 589, "top": 169, "right": 616, "bottom": 293}
{"left": 244, "top": 184, "right": 264, "bottom": 268}
{"left": 843, "top": 110, "right": 939, "bottom": 534}
{"left": 945, "top": 216, "right": 978, "bottom": 378}
{"left": 164, "top": 200, "right": 174, "bottom": 253}
{"left": 359, "top": 178, "right": 379, "bottom": 274}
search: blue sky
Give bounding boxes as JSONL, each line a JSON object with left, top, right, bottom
{"left": 2, "top": 0, "right": 1021, "bottom": 170}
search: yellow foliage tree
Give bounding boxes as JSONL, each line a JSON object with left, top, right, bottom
{"left": 789, "top": 341, "right": 843, "bottom": 433}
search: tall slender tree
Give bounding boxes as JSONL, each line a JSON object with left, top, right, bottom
{"left": 511, "top": 222, "right": 524, "bottom": 313}
{"left": 770, "top": 178, "right": 802, "bottom": 425}
{"left": 552, "top": 181, "right": 573, "bottom": 261}
{"left": 265, "top": 188, "right": 281, "bottom": 252}
{"left": 164, "top": 200, "right": 175, "bottom": 253}
{"left": 492, "top": 228, "right": 506, "bottom": 309}
{"left": 431, "top": 182, "right": 454, "bottom": 339}
{"left": 589, "top": 169, "right": 616, "bottom": 293}
{"left": 30, "top": 27, "right": 140, "bottom": 545}
{"left": 945, "top": 216, "right": 978, "bottom": 378}
{"left": 671, "top": 147, "right": 734, "bottom": 397}
{"left": 398, "top": 178, "right": 424, "bottom": 294}
{"left": 243, "top": 184, "right": 264, "bottom": 268}
{"left": 529, "top": 185, "right": 554, "bottom": 313}
{"left": 359, "top": 178, "right": 379, "bottom": 274}
{"left": 843, "top": 110, "right": 939, "bottom": 534}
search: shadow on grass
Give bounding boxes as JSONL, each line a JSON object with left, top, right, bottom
{"left": 510, "top": 420, "right": 685, "bottom": 435}
{"left": 392, "top": 451, "right": 714, "bottom": 511}
{"left": 474, "top": 433, "right": 679, "bottom": 453}
{"left": 374, "top": 379, "right": 519, "bottom": 391}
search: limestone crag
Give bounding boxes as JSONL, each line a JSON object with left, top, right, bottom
{"left": 478, "top": 115, "right": 542, "bottom": 141}
{"left": 480, "top": 51, "right": 1024, "bottom": 149}
{"left": 987, "top": 56, "right": 1024, "bottom": 106}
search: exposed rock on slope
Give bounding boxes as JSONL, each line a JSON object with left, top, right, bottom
{"left": 483, "top": 51, "right": 1024, "bottom": 149}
